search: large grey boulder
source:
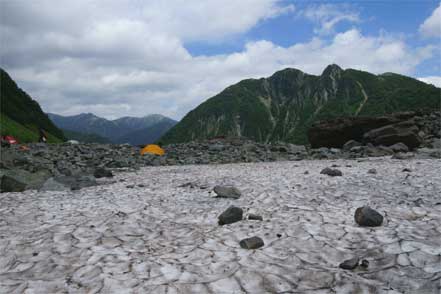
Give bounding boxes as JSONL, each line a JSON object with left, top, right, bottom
{"left": 0, "top": 169, "right": 51, "bottom": 192}
{"left": 214, "top": 185, "right": 241, "bottom": 199}
{"left": 363, "top": 120, "right": 422, "bottom": 149}
{"left": 239, "top": 236, "right": 264, "bottom": 249}
{"left": 218, "top": 206, "right": 243, "bottom": 225}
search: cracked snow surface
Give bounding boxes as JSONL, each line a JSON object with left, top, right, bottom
{"left": 1, "top": 158, "right": 440, "bottom": 293}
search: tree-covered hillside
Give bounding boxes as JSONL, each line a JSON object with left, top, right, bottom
{"left": 161, "top": 65, "right": 440, "bottom": 145}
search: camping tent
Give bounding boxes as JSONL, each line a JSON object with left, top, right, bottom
{"left": 140, "top": 144, "right": 165, "bottom": 156}
{"left": 1, "top": 135, "right": 19, "bottom": 144}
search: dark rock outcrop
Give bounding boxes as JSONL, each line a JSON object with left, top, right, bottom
{"left": 308, "top": 112, "right": 415, "bottom": 148}
{"left": 308, "top": 111, "right": 439, "bottom": 149}
{"left": 363, "top": 120, "right": 421, "bottom": 149}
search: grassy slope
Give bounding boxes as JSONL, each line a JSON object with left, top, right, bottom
{"left": 0, "top": 68, "right": 66, "bottom": 142}
{"left": 0, "top": 113, "right": 63, "bottom": 143}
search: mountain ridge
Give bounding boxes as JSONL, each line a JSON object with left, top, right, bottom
{"left": 48, "top": 112, "right": 177, "bottom": 145}
{"left": 160, "top": 64, "right": 440, "bottom": 145}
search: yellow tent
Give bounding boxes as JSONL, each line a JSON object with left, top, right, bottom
{"left": 140, "top": 144, "right": 165, "bottom": 156}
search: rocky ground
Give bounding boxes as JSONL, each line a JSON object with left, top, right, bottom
{"left": 1, "top": 135, "right": 440, "bottom": 193}
{"left": 1, "top": 158, "right": 440, "bottom": 293}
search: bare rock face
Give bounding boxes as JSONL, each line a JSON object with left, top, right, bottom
{"left": 213, "top": 185, "right": 241, "bottom": 199}
{"left": 354, "top": 206, "right": 383, "bottom": 227}
{"left": 308, "top": 113, "right": 415, "bottom": 148}
{"left": 218, "top": 206, "right": 243, "bottom": 225}
{"left": 363, "top": 120, "right": 422, "bottom": 149}
{"left": 239, "top": 236, "right": 264, "bottom": 249}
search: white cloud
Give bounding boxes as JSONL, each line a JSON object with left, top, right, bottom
{"left": 419, "top": 4, "right": 441, "bottom": 38}
{"left": 418, "top": 76, "right": 441, "bottom": 87}
{"left": 0, "top": 1, "right": 435, "bottom": 120}
{"left": 301, "top": 4, "right": 360, "bottom": 35}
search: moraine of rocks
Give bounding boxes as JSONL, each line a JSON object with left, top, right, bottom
{"left": 1, "top": 111, "right": 440, "bottom": 193}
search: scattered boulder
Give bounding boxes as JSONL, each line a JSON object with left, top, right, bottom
{"left": 320, "top": 167, "right": 343, "bottom": 177}
{"left": 40, "top": 177, "right": 69, "bottom": 191}
{"left": 248, "top": 214, "right": 263, "bottom": 221}
{"left": 354, "top": 206, "right": 383, "bottom": 227}
{"left": 392, "top": 152, "right": 414, "bottom": 160}
{"left": 0, "top": 174, "right": 26, "bottom": 192}
{"left": 360, "top": 259, "right": 369, "bottom": 269}
{"left": 239, "top": 236, "right": 264, "bottom": 249}
{"left": 339, "top": 257, "right": 359, "bottom": 270}
{"left": 94, "top": 167, "right": 113, "bottom": 178}
{"left": 367, "top": 168, "right": 377, "bottom": 174}
{"left": 343, "top": 140, "right": 362, "bottom": 151}
{"left": 389, "top": 142, "right": 409, "bottom": 153}
{"left": 213, "top": 185, "right": 241, "bottom": 199}
{"left": 218, "top": 206, "right": 243, "bottom": 225}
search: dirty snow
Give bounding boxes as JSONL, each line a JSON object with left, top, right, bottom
{"left": 0, "top": 158, "right": 440, "bottom": 293}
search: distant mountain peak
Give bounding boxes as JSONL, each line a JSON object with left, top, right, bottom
{"left": 322, "top": 64, "right": 343, "bottom": 76}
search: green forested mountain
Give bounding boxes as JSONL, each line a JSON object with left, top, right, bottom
{"left": 0, "top": 68, "right": 65, "bottom": 142}
{"left": 161, "top": 65, "right": 441, "bottom": 145}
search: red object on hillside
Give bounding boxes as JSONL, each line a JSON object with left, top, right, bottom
{"left": 1, "top": 135, "right": 19, "bottom": 144}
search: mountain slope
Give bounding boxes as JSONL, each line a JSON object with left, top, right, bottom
{"left": 48, "top": 113, "right": 176, "bottom": 144}
{"left": 0, "top": 68, "right": 65, "bottom": 142}
{"left": 115, "top": 118, "right": 177, "bottom": 145}
{"left": 160, "top": 65, "right": 440, "bottom": 145}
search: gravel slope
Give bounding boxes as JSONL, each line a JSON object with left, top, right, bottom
{"left": 0, "top": 158, "right": 440, "bottom": 293}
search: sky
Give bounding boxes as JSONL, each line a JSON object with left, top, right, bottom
{"left": 1, "top": 0, "right": 440, "bottom": 120}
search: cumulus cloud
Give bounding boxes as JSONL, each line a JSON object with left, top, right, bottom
{"left": 0, "top": 1, "right": 435, "bottom": 120}
{"left": 418, "top": 76, "right": 441, "bottom": 87}
{"left": 419, "top": 4, "right": 441, "bottom": 38}
{"left": 301, "top": 4, "right": 360, "bottom": 35}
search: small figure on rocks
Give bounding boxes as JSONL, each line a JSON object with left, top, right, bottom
{"left": 38, "top": 128, "right": 48, "bottom": 143}
{"left": 354, "top": 206, "right": 383, "bottom": 227}
{"left": 339, "top": 257, "right": 359, "bottom": 270}
{"left": 320, "top": 167, "right": 343, "bottom": 177}
{"left": 218, "top": 206, "right": 243, "bottom": 225}
{"left": 239, "top": 236, "right": 264, "bottom": 249}
{"left": 213, "top": 185, "right": 241, "bottom": 199}
{"left": 368, "top": 168, "right": 377, "bottom": 174}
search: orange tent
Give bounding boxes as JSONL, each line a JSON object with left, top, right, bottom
{"left": 140, "top": 144, "right": 165, "bottom": 156}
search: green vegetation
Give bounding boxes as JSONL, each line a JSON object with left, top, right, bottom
{"left": 161, "top": 65, "right": 441, "bottom": 145}
{"left": 0, "top": 113, "right": 63, "bottom": 143}
{"left": 0, "top": 68, "right": 65, "bottom": 142}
